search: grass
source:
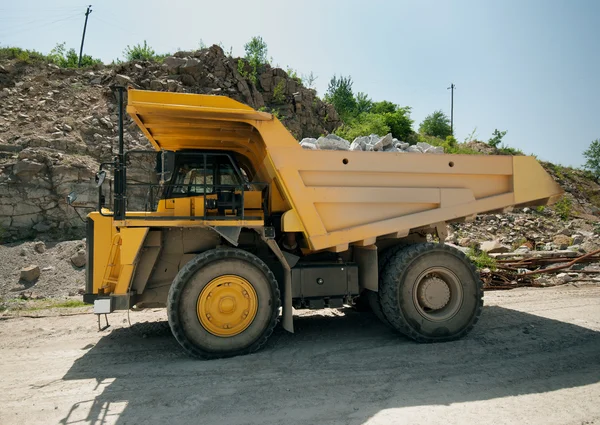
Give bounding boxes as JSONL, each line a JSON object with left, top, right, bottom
{"left": 0, "top": 46, "right": 50, "bottom": 63}
{"left": 0, "top": 298, "right": 87, "bottom": 313}
{"left": 467, "top": 247, "right": 497, "bottom": 270}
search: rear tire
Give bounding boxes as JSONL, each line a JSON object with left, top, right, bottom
{"left": 380, "top": 243, "right": 483, "bottom": 342}
{"left": 167, "top": 248, "right": 280, "bottom": 359}
{"left": 367, "top": 244, "right": 405, "bottom": 325}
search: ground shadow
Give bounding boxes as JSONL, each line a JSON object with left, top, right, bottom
{"left": 61, "top": 305, "right": 600, "bottom": 425}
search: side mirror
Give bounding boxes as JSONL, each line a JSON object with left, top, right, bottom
{"left": 67, "top": 191, "right": 78, "bottom": 206}
{"left": 156, "top": 151, "right": 175, "bottom": 184}
{"left": 95, "top": 170, "right": 107, "bottom": 188}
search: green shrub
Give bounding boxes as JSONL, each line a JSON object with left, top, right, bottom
{"left": 496, "top": 144, "right": 524, "bottom": 156}
{"left": 123, "top": 40, "right": 168, "bottom": 62}
{"left": 286, "top": 66, "right": 302, "bottom": 84}
{"left": 272, "top": 79, "right": 286, "bottom": 103}
{"left": 554, "top": 196, "right": 572, "bottom": 220}
{"left": 48, "top": 42, "right": 101, "bottom": 68}
{"left": 335, "top": 113, "right": 390, "bottom": 141}
{"left": 488, "top": 129, "right": 507, "bottom": 148}
{"left": 467, "top": 247, "right": 497, "bottom": 270}
{"left": 0, "top": 46, "right": 49, "bottom": 63}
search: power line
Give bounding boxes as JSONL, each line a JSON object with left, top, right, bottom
{"left": 93, "top": 14, "right": 140, "bottom": 38}
{"left": 0, "top": 12, "right": 82, "bottom": 39}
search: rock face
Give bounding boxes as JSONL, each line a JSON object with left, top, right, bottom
{"left": 0, "top": 45, "right": 339, "bottom": 241}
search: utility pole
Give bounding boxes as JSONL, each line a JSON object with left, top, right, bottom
{"left": 447, "top": 83, "right": 455, "bottom": 135}
{"left": 78, "top": 5, "right": 92, "bottom": 68}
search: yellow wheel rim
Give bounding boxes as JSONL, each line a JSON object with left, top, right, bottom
{"left": 197, "top": 275, "right": 258, "bottom": 337}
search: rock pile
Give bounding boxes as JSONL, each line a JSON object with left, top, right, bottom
{"left": 300, "top": 133, "right": 444, "bottom": 153}
{"left": 0, "top": 45, "right": 339, "bottom": 240}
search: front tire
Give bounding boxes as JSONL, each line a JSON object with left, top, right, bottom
{"left": 167, "top": 248, "right": 280, "bottom": 359}
{"left": 380, "top": 243, "right": 483, "bottom": 342}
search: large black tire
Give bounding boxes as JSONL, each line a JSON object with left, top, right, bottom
{"left": 366, "top": 244, "right": 406, "bottom": 325}
{"left": 167, "top": 248, "right": 280, "bottom": 359}
{"left": 380, "top": 243, "right": 483, "bottom": 342}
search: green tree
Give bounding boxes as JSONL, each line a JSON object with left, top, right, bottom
{"left": 355, "top": 92, "right": 373, "bottom": 114}
{"left": 371, "top": 100, "right": 396, "bottom": 115}
{"left": 583, "top": 139, "right": 600, "bottom": 181}
{"left": 324, "top": 75, "right": 357, "bottom": 120}
{"left": 242, "top": 36, "right": 268, "bottom": 84}
{"left": 244, "top": 36, "right": 268, "bottom": 65}
{"left": 419, "top": 110, "right": 452, "bottom": 139}
{"left": 381, "top": 105, "right": 413, "bottom": 141}
{"left": 488, "top": 129, "right": 507, "bottom": 148}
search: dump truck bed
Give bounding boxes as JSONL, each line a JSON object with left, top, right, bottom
{"left": 127, "top": 89, "right": 563, "bottom": 252}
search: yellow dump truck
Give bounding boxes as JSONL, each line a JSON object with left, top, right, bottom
{"left": 80, "top": 87, "right": 563, "bottom": 358}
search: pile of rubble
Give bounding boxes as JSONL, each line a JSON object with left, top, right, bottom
{"left": 447, "top": 207, "right": 600, "bottom": 287}
{"left": 300, "top": 133, "right": 444, "bottom": 153}
{"left": 0, "top": 239, "right": 86, "bottom": 300}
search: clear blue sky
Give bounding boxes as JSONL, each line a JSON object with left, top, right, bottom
{"left": 1, "top": 0, "right": 598, "bottom": 167}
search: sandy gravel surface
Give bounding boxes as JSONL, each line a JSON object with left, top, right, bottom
{"left": 0, "top": 285, "right": 599, "bottom": 425}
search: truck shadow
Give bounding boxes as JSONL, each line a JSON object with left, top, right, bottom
{"left": 61, "top": 305, "right": 600, "bottom": 425}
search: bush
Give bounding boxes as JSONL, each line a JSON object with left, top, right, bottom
{"left": 488, "top": 129, "right": 507, "bottom": 148}
{"left": 123, "top": 40, "right": 168, "bottom": 62}
{"left": 467, "top": 247, "right": 497, "bottom": 270}
{"left": 0, "top": 46, "right": 49, "bottom": 63}
{"left": 272, "top": 79, "right": 286, "bottom": 103}
{"left": 48, "top": 42, "right": 101, "bottom": 68}
{"left": 496, "top": 144, "right": 524, "bottom": 156}
{"left": 554, "top": 196, "right": 572, "bottom": 221}
{"left": 334, "top": 113, "right": 390, "bottom": 141}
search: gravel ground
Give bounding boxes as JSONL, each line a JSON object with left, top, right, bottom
{"left": 0, "top": 285, "right": 599, "bottom": 425}
{"left": 0, "top": 239, "right": 85, "bottom": 299}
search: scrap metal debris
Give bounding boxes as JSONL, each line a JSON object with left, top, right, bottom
{"left": 481, "top": 249, "right": 600, "bottom": 290}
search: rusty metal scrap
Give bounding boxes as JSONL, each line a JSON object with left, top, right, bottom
{"left": 481, "top": 249, "right": 600, "bottom": 290}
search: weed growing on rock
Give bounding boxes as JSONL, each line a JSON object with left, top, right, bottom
{"left": 467, "top": 247, "right": 497, "bottom": 270}
{"left": 554, "top": 197, "right": 572, "bottom": 220}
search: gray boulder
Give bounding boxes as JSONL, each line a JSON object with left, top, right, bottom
{"left": 316, "top": 134, "right": 350, "bottom": 150}
{"left": 20, "top": 265, "right": 40, "bottom": 283}
{"left": 300, "top": 138, "right": 318, "bottom": 150}
{"left": 71, "top": 250, "right": 87, "bottom": 268}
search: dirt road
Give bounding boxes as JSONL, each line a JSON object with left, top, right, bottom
{"left": 1, "top": 285, "right": 599, "bottom": 425}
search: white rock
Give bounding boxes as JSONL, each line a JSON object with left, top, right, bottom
{"left": 556, "top": 273, "right": 572, "bottom": 284}
{"left": 316, "top": 134, "right": 350, "bottom": 150}
{"left": 425, "top": 146, "right": 444, "bottom": 154}
{"left": 300, "top": 138, "right": 318, "bottom": 150}
{"left": 480, "top": 240, "right": 511, "bottom": 253}
{"left": 416, "top": 141, "right": 432, "bottom": 151}
{"left": 372, "top": 133, "right": 393, "bottom": 151}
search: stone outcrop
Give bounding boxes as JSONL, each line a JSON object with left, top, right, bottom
{"left": 0, "top": 45, "right": 339, "bottom": 241}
